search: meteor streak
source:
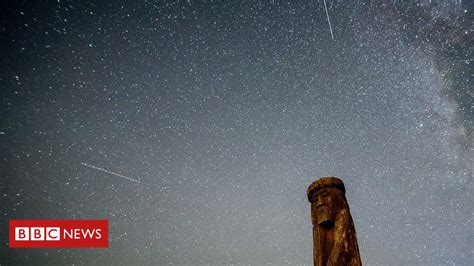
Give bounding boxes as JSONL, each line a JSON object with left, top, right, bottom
{"left": 323, "top": 0, "right": 334, "bottom": 40}
{"left": 81, "top": 162, "right": 141, "bottom": 183}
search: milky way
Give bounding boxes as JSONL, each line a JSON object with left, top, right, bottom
{"left": 1, "top": 1, "right": 472, "bottom": 265}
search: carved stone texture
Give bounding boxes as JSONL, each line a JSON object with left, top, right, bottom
{"left": 307, "top": 177, "right": 361, "bottom": 266}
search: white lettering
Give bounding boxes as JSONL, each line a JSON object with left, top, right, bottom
{"left": 95, "top": 229, "right": 102, "bottom": 239}
{"left": 15, "top": 227, "right": 29, "bottom": 241}
{"left": 63, "top": 229, "right": 73, "bottom": 239}
{"left": 46, "top": 227, "right": 60, "bottom": 240}
{"left": 30, "top": 227, "right": 44, "bottom": 241}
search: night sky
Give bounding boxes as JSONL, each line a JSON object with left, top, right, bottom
{"left": 1, "top": 1, "right": 473, "bottom": 265}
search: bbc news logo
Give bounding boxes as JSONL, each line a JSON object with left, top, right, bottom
{"left": 15, "top": 227, "right": 61, "bottom": 241}
{"left": 9, "top": 220, "right": 108, "bottom": 248}
{"left": 15, "top": 226, "right": 102, "bottom": 241}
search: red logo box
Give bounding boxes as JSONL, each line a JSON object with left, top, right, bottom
{"left": 9, "top": 220, "right": 108, "bottom": 248}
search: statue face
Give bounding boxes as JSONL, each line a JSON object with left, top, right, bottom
{"left": 314, "top": 188, "right": 340, "bottom": 227}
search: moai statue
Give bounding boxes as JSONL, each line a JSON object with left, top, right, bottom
{"left": 307, "top": 177, "right": 361, "bottom": 266}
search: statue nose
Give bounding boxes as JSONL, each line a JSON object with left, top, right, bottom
{"left": 316, "top": 196, "right": 325, "bottom": 207}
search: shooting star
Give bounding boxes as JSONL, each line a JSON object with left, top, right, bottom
{"left": 323, "top": 0, "right": 334, "bottom": 39}
{"left": 81, "top": 162, "right": 141, "bottom": 184}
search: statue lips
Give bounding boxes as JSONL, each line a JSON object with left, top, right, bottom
{"left": 316, "top": 204, "right": 333, "bottom": 227}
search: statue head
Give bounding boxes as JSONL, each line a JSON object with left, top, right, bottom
{"left": 307, "top": 177, "right": 348, "bottom": 227}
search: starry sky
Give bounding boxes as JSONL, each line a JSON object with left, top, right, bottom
{"left": 1, "top": 0, "right": 473, "bottom": 265}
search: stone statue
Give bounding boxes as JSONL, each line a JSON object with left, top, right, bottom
{"left": 307, "top": 177, "right": 361, "bottom": 266}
